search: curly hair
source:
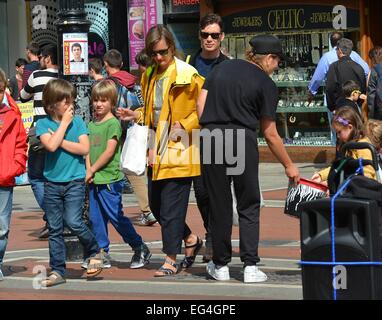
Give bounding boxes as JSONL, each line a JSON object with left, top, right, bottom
{"left": 365, "top": 119, "right": 382, "bottom": 149}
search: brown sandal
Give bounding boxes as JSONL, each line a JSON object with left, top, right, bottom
{"left": 86, "top": 256, "right": 103, "bottom": 278}
{"left": 41, "top": 271, "right": 66, "bottom": 287}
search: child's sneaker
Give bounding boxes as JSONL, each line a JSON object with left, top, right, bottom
{"left": 100, "top": 250, "right": 112, "bottom": 268}
{"left": 130, "top": 243, "right": 151, "bottom": 269}
{"left": 206, "top": 261, "right": 230, "bottom": 281}
{"left": 81, "top": 258, "right": 89, "bottom": 269}
{"left": 244, "top": 265, "right": 268, "bottom": 283}
{"left": 138, "top": 212, "right": 157, "bottom": 226}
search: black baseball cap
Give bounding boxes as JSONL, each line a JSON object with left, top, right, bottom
{"left": 249, "top": 35, "right": 283, "bottom": 58}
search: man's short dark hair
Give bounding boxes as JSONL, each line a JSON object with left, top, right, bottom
{"left": 26, "top": 41, "right": 41, "bottom": 56}
{"left": 15, "top": 58, "right": 28, "bottom": 68}
{"left": 103, "top": 49, "right": 123, "bottom": 69}
{"left": 71, "top": 43, "right": 82, "bottom": 51}
{"left": 88, "top": 57, "right": 103, "bottom": 74}
{"left": 199, "top": 13, "right": 224, "bottom": 32}
{"left": 342, "top": 80, "right": 360, "bottom": 97}
{"left": 135, "top": 49, "right": 151, "bottom": 67}
{"left": 337, "top": 38, "right": 353, "bottom": 56}
{"left": 330, "top": 32, "right": 343, "bottom": 48}
{"left": 41, "top": 44, "right": 58, "bottom": 65}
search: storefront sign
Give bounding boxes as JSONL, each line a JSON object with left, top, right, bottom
{"left": 63, "top": 33, "right": 88, "bottom": 76}
{"left": 88, "top": 32, "right": 106, "bottom": 59}
{"left": 223, "top": 5, "right": 359, "bottom": 34}
{"left": 128, "top": 0, "right": 157, "bottom": 70}
{"left": 170, "top": 0, "right": 199, "bottom": 13}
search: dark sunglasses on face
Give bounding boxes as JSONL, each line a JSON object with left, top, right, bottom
{"left": 200, "top": 32, "right": 221, "bottom": 40}
{"left": 150, "top": 48, "right": 170, "bottom": 58}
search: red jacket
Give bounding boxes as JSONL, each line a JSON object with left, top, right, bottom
{"left": 0, "top": 93, "right": 27, "bottom": 186}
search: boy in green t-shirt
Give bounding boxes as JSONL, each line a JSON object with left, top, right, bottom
{"left": 86, "top": 80, "right": 151, "bottom": 269}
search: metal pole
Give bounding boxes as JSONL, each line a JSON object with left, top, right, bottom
{"left": 54, "top": 0, "right": 92, "bottom": 261}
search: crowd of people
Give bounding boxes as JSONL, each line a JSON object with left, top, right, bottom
{"left": 1, "top": 13, "right": 382, "bottom": 287}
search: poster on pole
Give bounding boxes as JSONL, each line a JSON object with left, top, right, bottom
{"left": 128, "top": 0, "right": 157, "bottom": 70}
{"left": 63, "top": 33, "right": 89, "bottom": 75}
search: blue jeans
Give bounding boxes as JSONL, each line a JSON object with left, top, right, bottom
{"left": 44, "top": 180, "right": 99, "bottom": 277}
{"left": 0, "top": 187, "right": 13, "bottom": 266}
{"left": 89, "top": 180, "right": 143, "bottom": 253}
{"left": 28, "top": 150, "right": 46, "bottom": 214}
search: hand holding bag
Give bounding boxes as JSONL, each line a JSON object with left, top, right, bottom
{"left": 120, "top": 122, "right": 148, "bottom": 175}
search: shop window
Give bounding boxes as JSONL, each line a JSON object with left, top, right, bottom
{"left": 222, "top": 4, "right": 362, "bottom": 147}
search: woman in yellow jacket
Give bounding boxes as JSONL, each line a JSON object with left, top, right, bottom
{"left": 117, "top": 25, "right": 204, "bottom": 277}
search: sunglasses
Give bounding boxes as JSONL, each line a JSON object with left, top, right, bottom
{"left": 150, "top": 48, "right": 170, "bottom": 58}
{"left": 352, "top": 90, "right": 362, "bottom": 95}
{"left": 200, "top": 32, "right": 221, "bottom": 40}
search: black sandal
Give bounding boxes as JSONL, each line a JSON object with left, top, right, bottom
{"left": 154, "top": 260, "right": 179, "bottom": 277}
{"left": 181, "top": 236, "right": 203, "bottom": 269}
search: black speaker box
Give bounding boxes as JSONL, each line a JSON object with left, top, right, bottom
{"left": 299, "top": 198, "right": 382, "bottom": 300}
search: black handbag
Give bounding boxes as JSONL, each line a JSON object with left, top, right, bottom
{"left": 28, "top": 126, "right": 45, "bottom": 152}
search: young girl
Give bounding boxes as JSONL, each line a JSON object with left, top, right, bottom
{"left": 312, "top": 106, "right": 376, "bottom": 183}
{"left": 86, "top": 80, "right": 151, "bottom": 269}
{"left": 36, "top": 79, "right": 103, "bottom": 287}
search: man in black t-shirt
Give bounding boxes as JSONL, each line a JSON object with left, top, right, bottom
{"left": 185, "top": 13, "right": 229, "bottom": 266}
{"left": 197, "top": 35, "right": 300, "bottom": 283}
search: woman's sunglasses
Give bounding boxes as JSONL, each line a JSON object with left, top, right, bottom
{"left": 150, "top": 48, "right": 170, "bottom": 58}
{"left": 200, "top": 32, "right": 221, "bottom": 40}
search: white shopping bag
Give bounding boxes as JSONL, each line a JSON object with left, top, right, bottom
{"left": 120, "top": 123, "right": 148, "bottom": 175}
{"left": 232, "top": 181, "right": 265, "bottom": 226}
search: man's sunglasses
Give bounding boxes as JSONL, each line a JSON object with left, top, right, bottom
{"left": 200, "top": 32, "right": 221, "bottom": 40}
{"left": 150, "top": 48, "right": 170, "bottom": 57}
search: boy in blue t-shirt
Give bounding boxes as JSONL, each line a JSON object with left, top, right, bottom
{"left": 36, "top": 79, "right": 103, "bottom": 287}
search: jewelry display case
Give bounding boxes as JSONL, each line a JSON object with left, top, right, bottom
{"left": 223, "top": 31, "right": 336, "bottom": 147}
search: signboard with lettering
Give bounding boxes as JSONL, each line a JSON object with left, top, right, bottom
{"left": 15, "top": 101, "right": 34, "bottom": 186}
{"left": 223, "top": 5, "right": 359, "bottom": 34}
{"left": 17, "top": 101, "right": 34, "bottom": 134}
{"left": 88, "top": 32, "right": 106, "bottom": 60}
{"left": 170, "top": 0, "right": 200, "bottom": 13}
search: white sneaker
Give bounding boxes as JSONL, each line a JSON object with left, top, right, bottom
{"left": 244, "top": 265, "right": 268, "bottom": 283}
{"left": 206, "top": 261, "right": 230, "bottom": 281}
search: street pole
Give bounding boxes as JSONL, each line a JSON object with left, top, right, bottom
{"left": 54, "top": 0, "right": 92, "bottom": 261}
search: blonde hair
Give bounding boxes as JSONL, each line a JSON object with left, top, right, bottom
{"left": 91, "top": 80, "right": 118, "bottom": 107}
{"left": 365, "top": 119, "right": 382, "bottom": 149}
{"left": 43, "top": 79, "right": 76, "bottom": 116}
